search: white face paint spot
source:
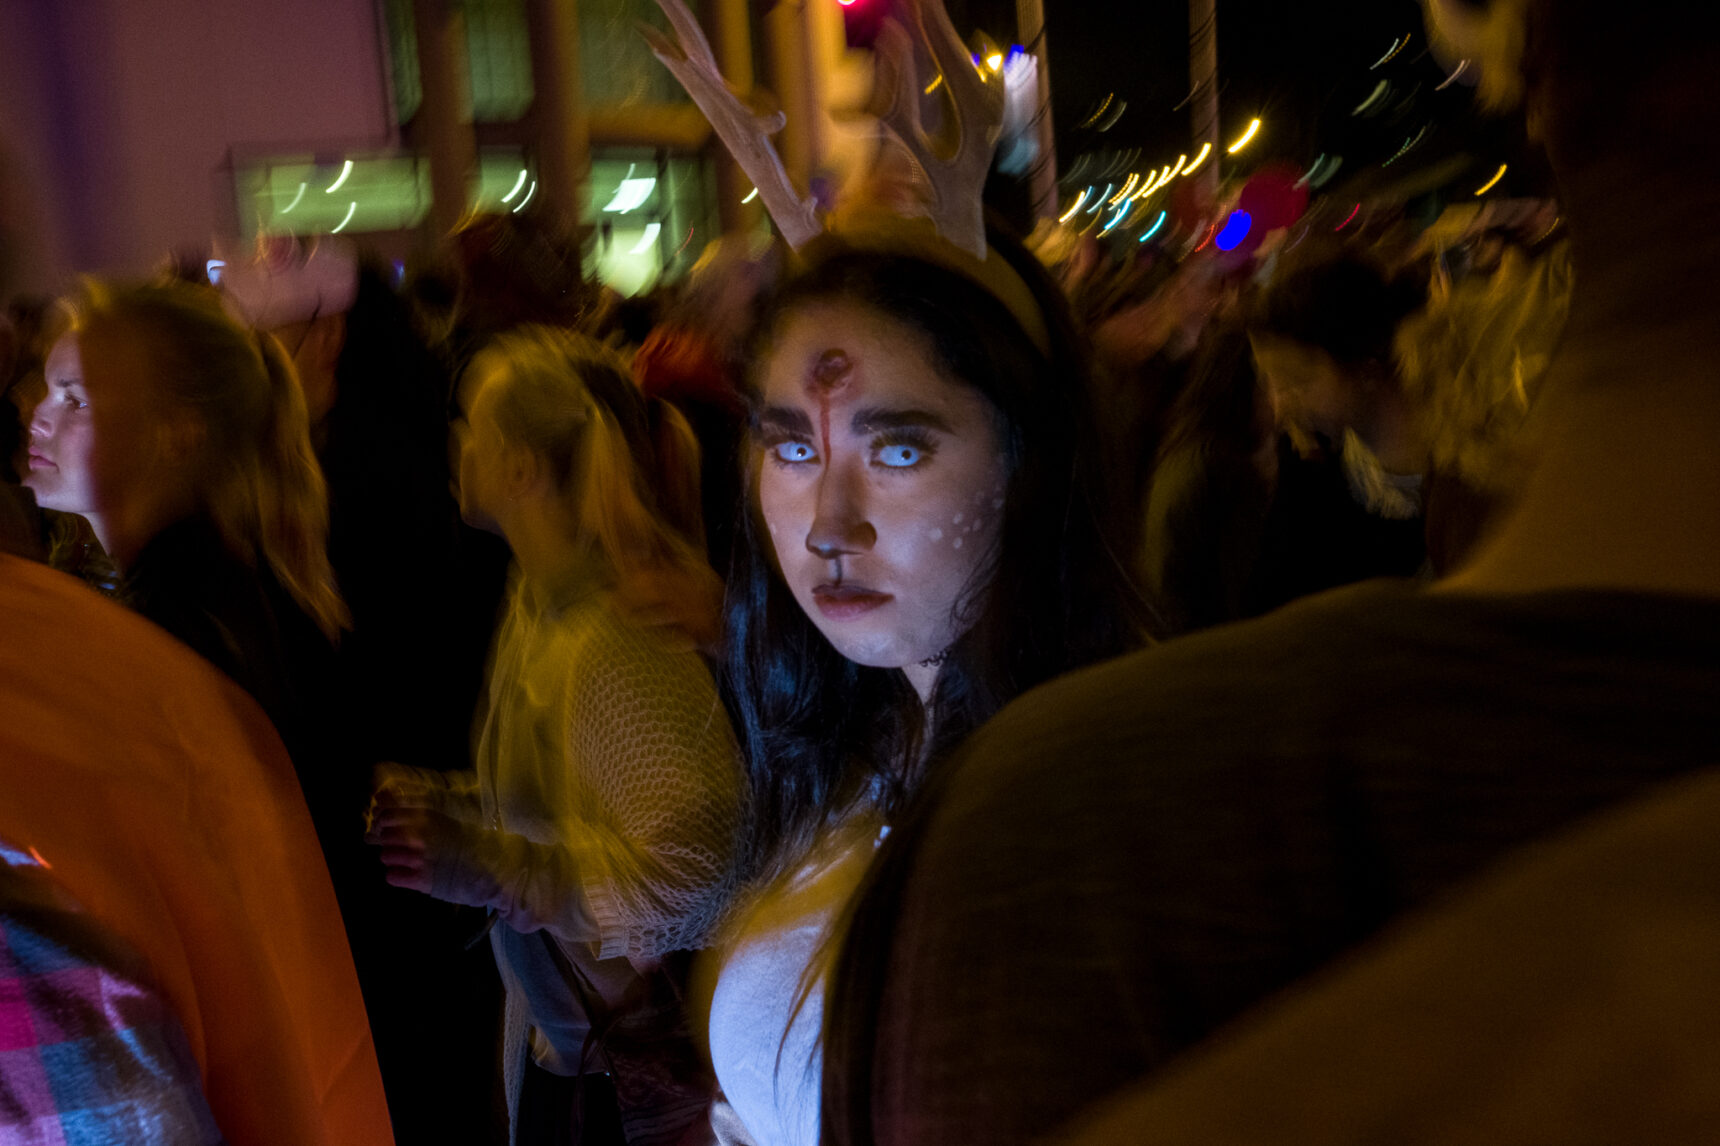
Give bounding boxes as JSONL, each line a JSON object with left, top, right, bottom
{"left": 992, "top": 498, "right": 1004, "bottom": 509}
{"left": 953, "top": 537, "right": 963, "bottom": 549}
{"left": 929, "top": 528, "right": 944, "bottom": 541}
{"left": 953, "top": 512, "right": 964, "bottom": 524}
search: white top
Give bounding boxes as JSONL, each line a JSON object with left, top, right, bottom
{"left": 706, "top": 816, "right": 887, "bottom": 1146}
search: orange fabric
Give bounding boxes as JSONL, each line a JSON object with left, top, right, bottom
{"left": 0, "top": 554, "right": 394, "bottom": 1146}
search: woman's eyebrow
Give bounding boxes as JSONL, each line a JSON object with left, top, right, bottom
{"left": 851, "top": 407, "right": 954, "bottom": 434}
{"left": 757, "top": 405, "right": 815, "bottom": 434}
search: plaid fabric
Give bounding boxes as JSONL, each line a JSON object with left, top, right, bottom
{"left": 0, "top": 862, "right": 225, "bottom": 1146}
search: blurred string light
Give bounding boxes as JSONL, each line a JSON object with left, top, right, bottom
{"left": 325, "top": 160, "right": 353, "bottom": 194}
{"left": 1473, "top": 164, "right": 1508, "bottom": 195}
{"left": 511, "top": 180, "right": 537, "bottom": 213}
{"left": 1371, "top": 32, "right": 1410, "bottom": 69}
{"left": 924, "top": 73, "right": 944, "bottom": 94}
{"left": 205, "top": 259, "right": 225, "bottom": 285}
{"left": 1139, "top": 210, "right": 1168, "bottom": 242}
{"left": 1353, "top": 81, "right": 1389, "bottom": 115}
{"left": 1078, "top": 93, "right": 1116, "bottom": 130}
{"left": 1182, "top": 141, "right": 1213, "bottom": 175}
{"left": 741, "top": 187, "right": 759, "bottom": 203}
{"left": 1310, "top": 155, "right": 1343, "bottom": 188}
{"left": 1226, "top": 117, "right": 1261, "bottom": 154}
{"left": 1059, "top": 188, "right": 1091, "bottom": 223}
{"left": 1088, "top": 184, "right": 1114, "bottom": 213}
{"left": 331, "top": 200, "right": 357, "bottom": 233}
{"left": 1098, "top": 200, "right": 1132, "bottom": 236}
{"left": 500, "top": 169, "right": 529, "bottom": 203}
{"left": 629, "top": 223, "right": 661, "bottom": 254}
{"left": 1109, "top": 172, "right": 1140, "bottom": 205}
{"left": 280, "top": 181, "right": 307, "bottom": 215}
{"left": 1335, "top": 202, "right": 1361, "bottom": 231}
{"left": 1095, "top": 98, "right": 1128, "bottom": 132}
{"left": 1295, "top": 154, "right": 1327, "bottom": 187}
{"left": 1382, "top": 125, "right": 1429, "bottom": 167}
{"left": 1193, "top": 223, "right": 1218, "bottom": 252}
{"left": 1436, "top": 59, "right": 1470, "bottom": 90}
{"left": 1214, "top": 210, "right": 1252, "bottom": 251}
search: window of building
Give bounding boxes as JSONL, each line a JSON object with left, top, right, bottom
{"left": 464, "top": 0, "right": 534, "bottom": 121}
{"left": 585, "top": 148, "right": 715, "bottom": 295}
{"left": 233, "top": 150, "right": 536, "bottom": 238}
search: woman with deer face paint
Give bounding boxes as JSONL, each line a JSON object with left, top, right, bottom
{"left": 702, "top": 239, "right": 1146, "bottom": 1146}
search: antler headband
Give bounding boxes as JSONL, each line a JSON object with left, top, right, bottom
{"left": 643, "top": 0, "right": 1049, "bottom": 352}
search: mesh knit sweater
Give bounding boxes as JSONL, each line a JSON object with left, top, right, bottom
{"left": 468, "top": 570, "right": 743, "bottom": 960}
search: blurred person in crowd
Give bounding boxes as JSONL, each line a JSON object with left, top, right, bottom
{"left": 222, "top": 239, "right": 507, "bottom": 1144}
{"left": 1136, "top": 318, "right": 1277, "bottom": 634}
{"left": 1392, "top": 231, "right": 1573, "bottom": 568}
{"left": 1247, "top": 244, "right": 1433, "bottom": 512}
{"left": 820, "top": 0, "right": 1720, "bottom": 1141}
{"left": 1, "top": 548, "right": 392, "bottom": 1146}
{"left": 705, "top": 222, "right": 1145, "bottom": 1146}
{"left": 444, "top": 211, "right": 592, "bottom": 378}
{"left": 1247, "top": 241, "right": 1522, "bottom": 577}
{"left": 368, "top": 328, "right": 743, "bottom": 1146}
{"left": 1046, "top": 766, "right": 1720, "bottom": 1146}
{"left": 18, "top": 282, "right": 383, "bottom": 1004}
{"left": 633, "top": 233, "right": 779, "bottom": 575}
{"left": 22, "top": 279, "right": 347, "bottom": 723}
{"left": 3, "top": 295, "right": 120, "bottom": 583}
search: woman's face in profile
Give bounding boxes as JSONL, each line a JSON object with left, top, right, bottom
{"left": 26, "top": 327, "right": 184, "bottom": 529}
{"left": 754, "top": 299, "right": 1009, "bottom": 672}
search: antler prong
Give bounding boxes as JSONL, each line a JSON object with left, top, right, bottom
{"left": 645, "top": 0, "right": 823, "bottom": 249}
{"left": 871, "top": 0, "right": 1004, "bottom": 257}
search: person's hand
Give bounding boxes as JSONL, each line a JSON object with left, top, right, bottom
{"left": 367, "top": 762, "right": 480, "bottom": 831}
{"left": 365, "top": 803, "right": 504, "bottom": 908}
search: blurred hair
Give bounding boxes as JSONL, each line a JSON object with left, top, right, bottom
{"left": 1139, "top": 318, "right": 1273, "bottom": 633}
{"left": 72, "top": 280, "right": 348, "bottom": 639}
{"left": 725, "top": 224, "right": 1148, "bottom": 885}
{"left": 470, "top": 326, "right": 720, "bottom": 646}
{"left": 1247, "top": 241, "right": 1428, "bottom": 370}
{"left": 1395, "top": 239, "right": 1573, "bottom": 490}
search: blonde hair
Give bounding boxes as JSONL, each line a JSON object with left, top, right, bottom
{"left": 1393, "top": 241, "right": 1573, "bottom": 491}
{"left": 74, "top": 279, "right": 349, "bottom": 640}
{"left": 471, "top": 326, "right": 721, "bottom": 646}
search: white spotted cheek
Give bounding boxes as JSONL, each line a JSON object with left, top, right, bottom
{"left": 928, "top": 527, "right": 944, "bottom": 542}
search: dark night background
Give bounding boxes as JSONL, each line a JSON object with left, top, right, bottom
{"left": 931, "top": 0, "right": 1548, "bottom": 211}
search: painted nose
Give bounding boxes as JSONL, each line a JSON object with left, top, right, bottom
{"left": 805, "top": 465, "right": 876, "bottom": 559}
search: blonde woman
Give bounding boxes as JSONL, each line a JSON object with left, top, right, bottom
{"left": 368, "top": 328, "right": 743, "bottom": 1146}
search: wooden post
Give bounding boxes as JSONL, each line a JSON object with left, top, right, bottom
{"left": 412, "top": 0, "right": 479, "bottom": 238}
{"left": 525, "top": 0, "right": 590, "bottom": 241}
{"left": 1188, "top": 0, "right": 1220, "bottom": 205}
{"left": 710, "top": 0, "right": 763, "bottom": 233}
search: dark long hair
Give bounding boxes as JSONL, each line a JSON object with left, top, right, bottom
{"left": 723, "top": 224, "right": 1147, "bottom": 886}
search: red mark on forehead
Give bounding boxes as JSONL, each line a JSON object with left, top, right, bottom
{"left": 808, "top": 349, "right": 853, "bottom": 394}
{"left": 807, "top": 349, "right": 853, "bottom": 461}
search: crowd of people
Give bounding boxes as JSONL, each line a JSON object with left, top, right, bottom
{"left": 3, "top": 0, "right": 1717, "bottom": 1143}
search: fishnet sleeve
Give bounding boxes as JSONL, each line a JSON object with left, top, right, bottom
{"left": 520, "top": 610, "right": 744, "bottom": 960}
